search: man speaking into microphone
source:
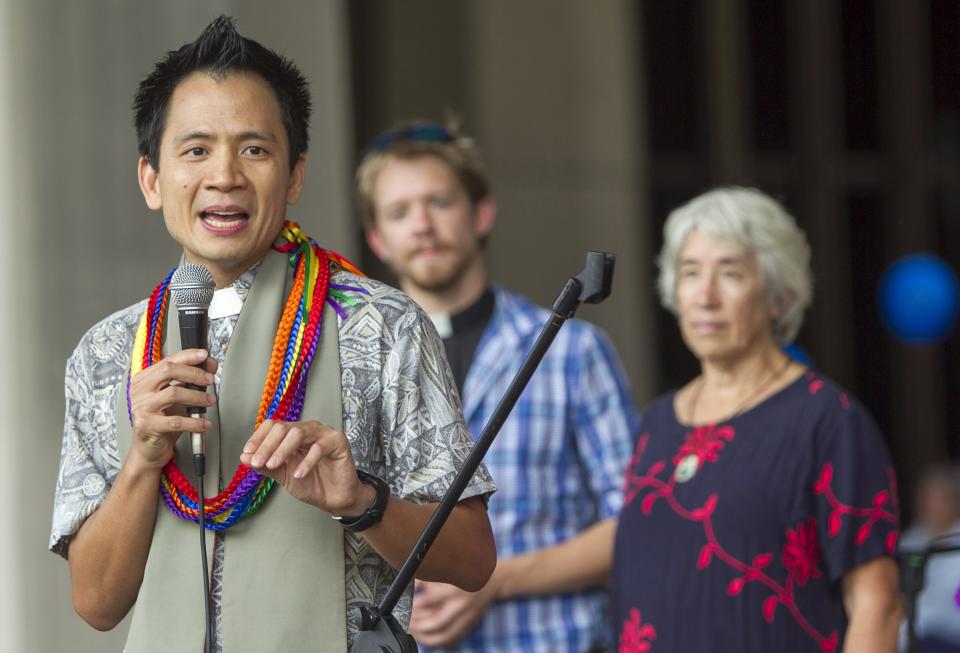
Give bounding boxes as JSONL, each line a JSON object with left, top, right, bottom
{"left": 48, "top": 17, "right": 495, "bottom": 653}
{"left": 356, "top": 121, "right": 639, "bottom": 652}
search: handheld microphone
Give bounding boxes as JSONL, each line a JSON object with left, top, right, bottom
{"left": 169, "top": 263, "right": 216, "bottom": 457}
{"left": 169, "top": 263, "right": 217, "bottom": 653}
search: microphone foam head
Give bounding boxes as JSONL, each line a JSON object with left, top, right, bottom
{"left": 169, "top": 263, "right": 215, "bottom": 309}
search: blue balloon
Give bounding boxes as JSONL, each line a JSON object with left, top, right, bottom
{"left": 878, "top": 254, "right": 960, "bottom": 344}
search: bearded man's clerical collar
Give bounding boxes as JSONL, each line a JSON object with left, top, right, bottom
{"left": 428, "top": 288, "right": 495, "bottom": 340}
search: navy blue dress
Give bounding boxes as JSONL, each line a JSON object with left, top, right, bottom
{"left": 610, "top": 371, "right": 899, "bottom": 653}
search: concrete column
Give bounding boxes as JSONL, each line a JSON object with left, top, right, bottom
{"left": 468, "top": 0, "right": 656, "bottom": 404}
{"left": 704, "top": 0, "right": 749, "bottom": 182}
{"left": 791, "top": 0, "right": 856, "bottom": 386}
{"left": 0, "top": 3, "right": 23, "bottom": 650}
{"left": 878, "top": 0, "right": 945, "bottom": 508}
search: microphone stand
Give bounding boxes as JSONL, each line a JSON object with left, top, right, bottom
{"left": 353, "top": 251, "right": 617, "bottom": 653}
{"left": 900, "top": 532, "right": 960, "bottom": 653}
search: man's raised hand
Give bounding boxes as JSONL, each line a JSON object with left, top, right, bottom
{"left": 127, "top": 348, "right": 216, "bottom": 470}
{"left": 239, "top": 420, "right": 376, "bottom": 517}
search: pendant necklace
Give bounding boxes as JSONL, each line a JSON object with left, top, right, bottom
{"left": 674, "top": 356, "right": 793, "bottom": 484}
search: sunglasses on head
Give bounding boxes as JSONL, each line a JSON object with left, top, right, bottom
{"left": 365, "top": 123, "right": 454, "bottom": 153}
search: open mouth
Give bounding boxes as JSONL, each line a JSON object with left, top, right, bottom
{"left": 200, "top": 209, "right": 250, "bottom": 233}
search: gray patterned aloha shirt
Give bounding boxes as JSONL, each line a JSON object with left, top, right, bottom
{"left": 50, "top": 261, "right": 496, "bottom": 650}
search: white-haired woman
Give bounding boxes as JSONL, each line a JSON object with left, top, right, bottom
{"left": 611, "top": 187, "right": 901, "bottom": 652}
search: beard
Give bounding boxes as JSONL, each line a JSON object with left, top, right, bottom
{"left": 399, "top": 245, "right": 477, "bottom": 293}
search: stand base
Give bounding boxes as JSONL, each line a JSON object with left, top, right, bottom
{"left": 352, "top": 609, "right": 417, "bottom": 653}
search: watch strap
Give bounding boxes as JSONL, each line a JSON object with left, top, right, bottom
{"left": 334, "top": 469, "right": 390, "bottom": 533}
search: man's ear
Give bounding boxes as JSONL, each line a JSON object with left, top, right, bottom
{"left": 473, "top": 197, "right": 497, "bottom": 239}
{"left": 286, "top": 155, "right": 306, "bottom": 205}
{"left": 365, "top": 226, "right": 391, "bottom": 263}
{"left": 137, "top": 156, "right": 163, "bottom": 211}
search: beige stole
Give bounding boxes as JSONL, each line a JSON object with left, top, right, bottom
{"left": 116, "top": 249, "right": 347, "bottom": 652}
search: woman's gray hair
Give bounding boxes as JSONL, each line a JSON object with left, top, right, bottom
{"left": 657, "top": 187, "right": 813, "bottom": 343}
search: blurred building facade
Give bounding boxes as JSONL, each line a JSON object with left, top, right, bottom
{"left": 351, "top": 0, "right": 960, "bottom": 526}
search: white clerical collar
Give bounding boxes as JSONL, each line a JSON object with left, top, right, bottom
{"left": 184, "top": 256, "right": 261, "bottom": 320}
{"left": 429, "top": 312, "right": 453, "bottom": 339}
{"left": 209, "top": 286, "right": 244, "bottom": 319}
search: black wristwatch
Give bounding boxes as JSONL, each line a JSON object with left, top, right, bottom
{"left": 333, "top": 469, "right": 390, "bottom": 533}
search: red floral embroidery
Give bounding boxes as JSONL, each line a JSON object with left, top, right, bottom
{"left": 672, "top": 424, "right": 734, "bottom": 466}
{"left": 782, "top": 518, "right": 823, "bottom": 586}
{"left": 807, "top": 371, "right": 824, "bottom": 394}
{"left": 623, "top": 424, "right": 840, "bottom": 651}
{"left": 620, "top": 390, "right": 899, "bottom": 653}
{"left": 623, "top": 434, "right": 650, "bottom": 496}
{"left": 623, "top": 434, "right": 653, "bottom": 506}
{"left": 814, "top": 462, "right": 898, "bottom": 552}
{"left": 619, "top": 608, "right": 656, "bottom": 653}
{"left": 808, "top": 372, "right": 851, "bottom": 411}
{"left": 885, "top": 468, "right": 900, "bottom": 552}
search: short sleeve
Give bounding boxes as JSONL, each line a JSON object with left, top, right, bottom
{"left": 811, "top": 390, "right": 899, "bottom": 583}
{"left": 49, "top": 347, "right": 116, "bottom": 558}
{"left": 570, "top": 324, "right": 640, "bottom": 519}
{"left": 375, "top": 300, "right": 496, "bottom": 504}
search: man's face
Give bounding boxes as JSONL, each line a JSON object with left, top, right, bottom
{"left": 138, "top": 71, "right": 304, "bottom": 286}
{"left": 366, "top": 155, "right": 493, "bottom": 293}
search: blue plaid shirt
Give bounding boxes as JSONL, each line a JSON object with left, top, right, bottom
{"left": 422, "top": 287, "right": 639, "bottom": 653}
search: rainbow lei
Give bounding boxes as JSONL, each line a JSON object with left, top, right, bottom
{"left": 128, "top": 221, "right": 365, "bottom": 530}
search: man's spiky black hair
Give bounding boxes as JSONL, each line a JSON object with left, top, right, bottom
{"left": 133, "top": 15, "right": 311, "bottom": 169}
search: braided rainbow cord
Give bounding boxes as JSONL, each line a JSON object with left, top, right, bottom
{"left": 128, "top": 221, "right": 365, "bottom": 530}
